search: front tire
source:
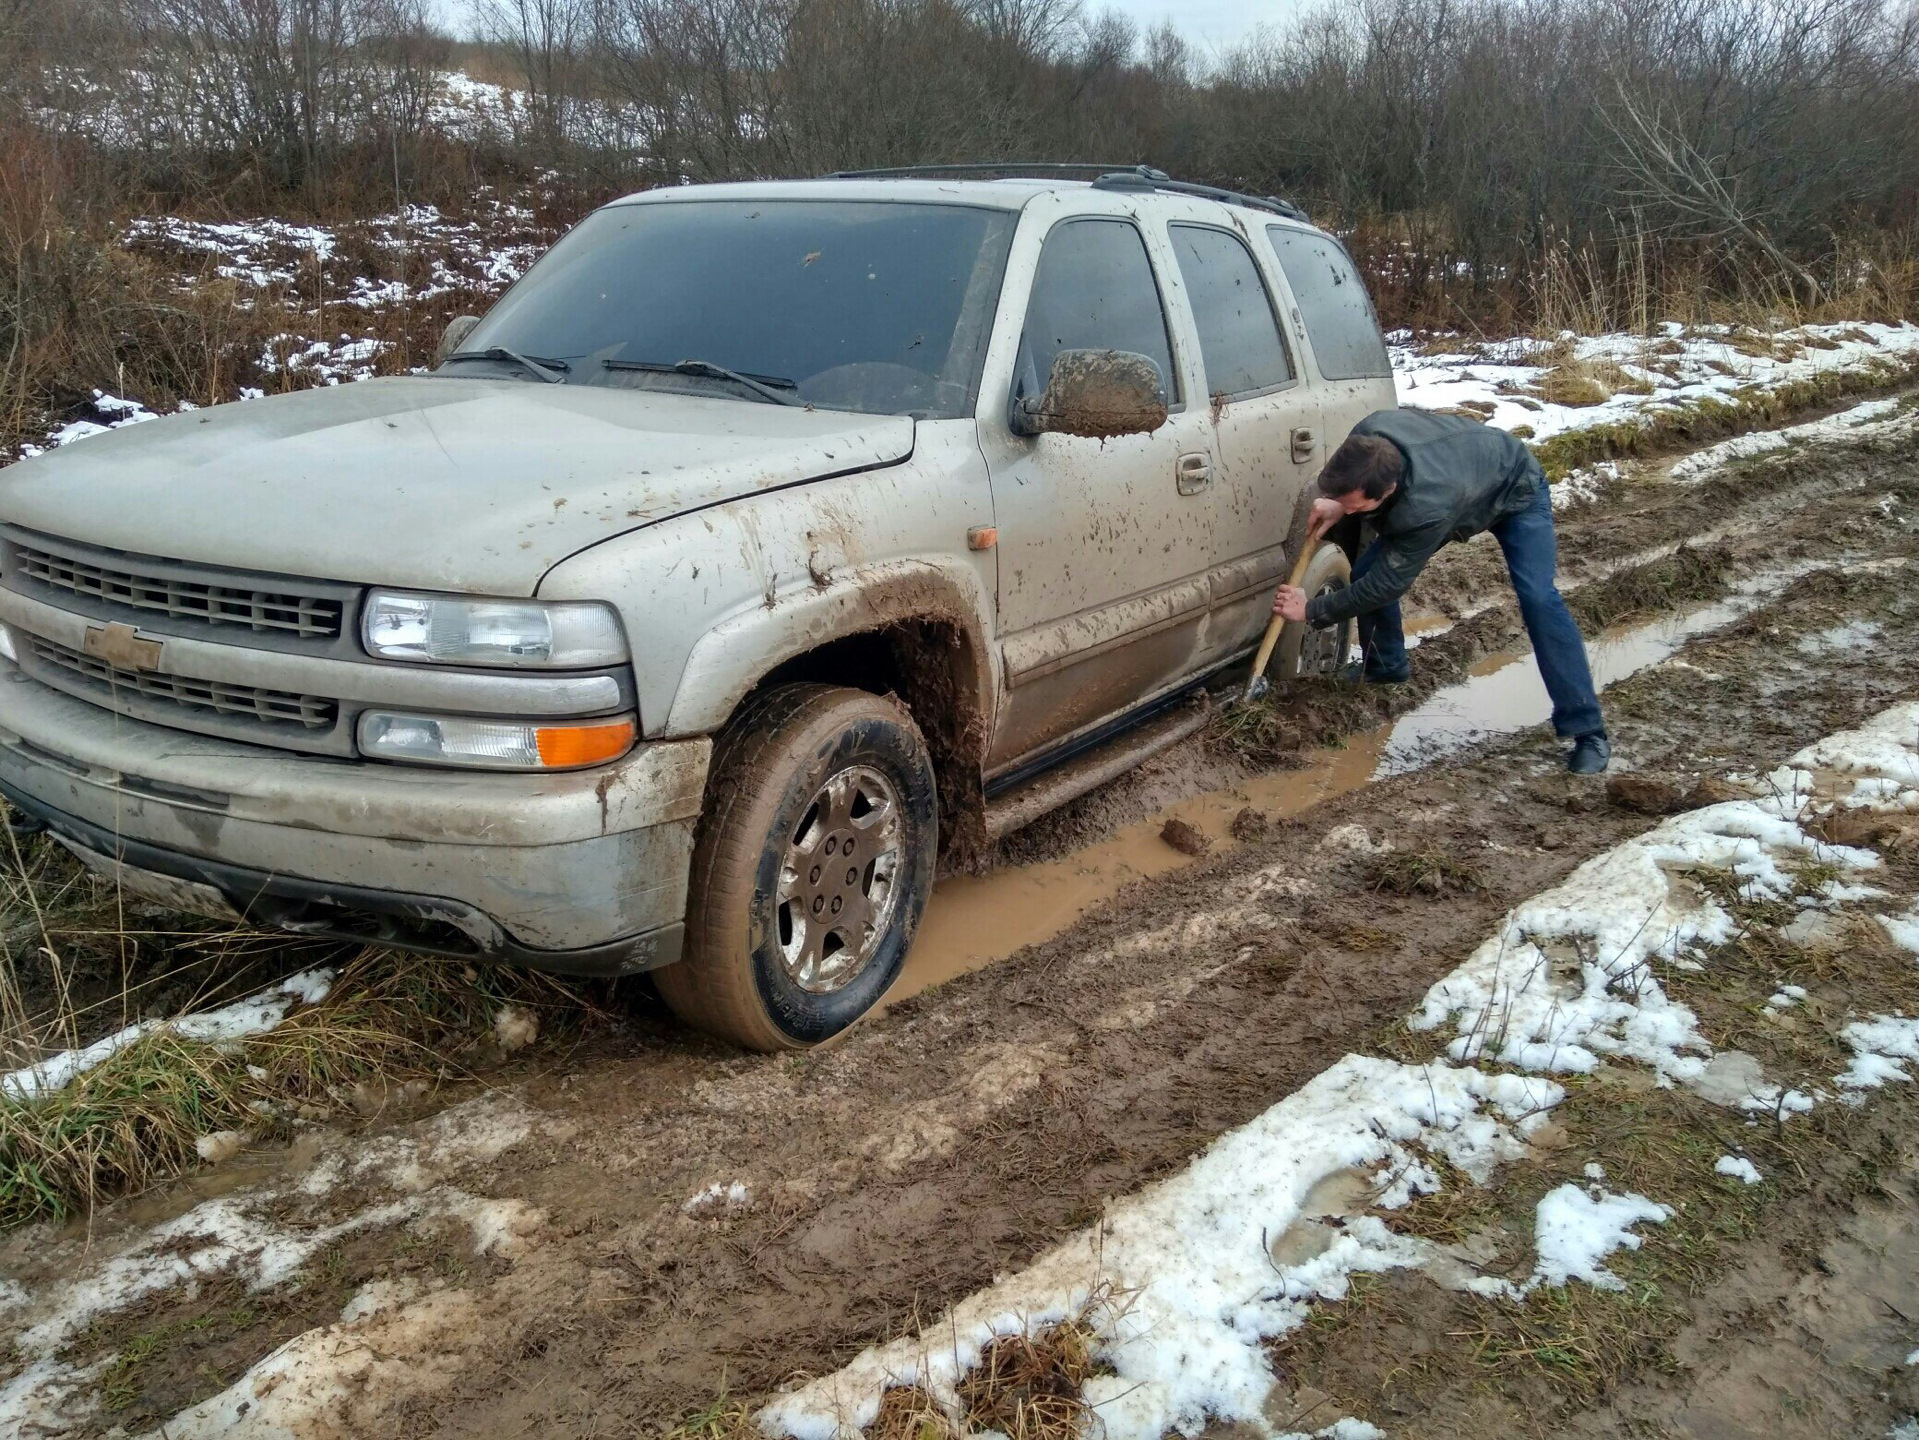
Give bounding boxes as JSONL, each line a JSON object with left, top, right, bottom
{"left": 1275, "top": 543, "right": 1355, "bottom": 679}
{"left": 656, "top": 684, "right": 939, "bottom": 1051}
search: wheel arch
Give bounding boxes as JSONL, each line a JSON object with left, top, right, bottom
{"left": 667, "top": 563, "right": 996, "bottom": 863}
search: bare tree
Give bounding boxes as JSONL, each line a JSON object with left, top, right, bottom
{"left": 472, "top": 0, "right": 589, "bottom": 144}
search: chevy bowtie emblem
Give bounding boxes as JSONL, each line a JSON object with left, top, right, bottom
{"left": 82, "top": 621, "right": 164, "bottom": 672}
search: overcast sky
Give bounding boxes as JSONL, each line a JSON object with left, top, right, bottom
{"left": 1096, "top": 0, "right": 1306, "bottom": 55}
{"left": 436, "top": 0, "right": 1308, "bottom": 55}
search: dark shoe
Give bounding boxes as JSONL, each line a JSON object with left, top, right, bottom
{"left": 1568, "top": 734, "right": 1611, "bottom": 775}
{"left": 1337, "top": 662, "right": 1411, "bottom": 686}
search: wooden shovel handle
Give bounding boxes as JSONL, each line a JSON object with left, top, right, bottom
{"left": 1248, "top": 542, "right": 1325, "bottom": 688}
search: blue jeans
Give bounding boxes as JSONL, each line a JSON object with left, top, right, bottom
{"left": 1354, "top": 483, "right": 1605, "bottom": 738}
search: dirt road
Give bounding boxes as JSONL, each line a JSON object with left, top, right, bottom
{"left": 4, "top": 394, "right": 1918, "bottom": 1439}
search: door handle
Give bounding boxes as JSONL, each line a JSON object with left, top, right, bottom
{"left": 1292, "top": 426, "right": 1316, "bottom": 464}
{"left": 1176, "top": 452, "right": 1213, "bottom": 495}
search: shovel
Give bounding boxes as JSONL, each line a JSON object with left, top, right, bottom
{"left": 1242, "top": 532, "right": 1328, "bottom": 702}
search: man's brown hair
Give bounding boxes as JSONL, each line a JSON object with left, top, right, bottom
{"left": 1317, "top": 434, "right": 1402, "bottom": 501}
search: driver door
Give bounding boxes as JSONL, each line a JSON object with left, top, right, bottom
{"left": 982, "top": 212, "right": 1219, "bottom": 771}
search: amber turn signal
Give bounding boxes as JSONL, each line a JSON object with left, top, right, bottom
{"left": 534, "top": 718, "right": 639, "bottom": 768}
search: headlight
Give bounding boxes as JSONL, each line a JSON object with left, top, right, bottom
{"left": 358, "top": 711, "right": 637, "bottom": 770}
{"left": 0, "top": 625, "right": 15, "bottom": 664}
{"left": 363, "top": 591, "right": 627, "bottom": 668}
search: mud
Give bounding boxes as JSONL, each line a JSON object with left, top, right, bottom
{"left": 6, "top": 407, "right": 1919, "bottom": 1436}
{"left": 1022, "top": 348, "right": 1170, "bottom": 439}
{"left": 894, "top": 559, "right": 1842, "bottom": 1006}
{"left": 412, "top": 538, "right": 1919, "bottom": 1435}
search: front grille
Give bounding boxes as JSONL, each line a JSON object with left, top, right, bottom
{"left": 13, "top": 539, "right": 343, "bottom": 640}
{"left": 27, "top": 636, "right": 338, "bottom": 732}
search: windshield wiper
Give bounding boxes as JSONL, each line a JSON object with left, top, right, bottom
{"left": 444, "top": 347, "right": 569, "bottom": 384}
{"left": 603, "top": 357, "right": 800, "bottom": 407}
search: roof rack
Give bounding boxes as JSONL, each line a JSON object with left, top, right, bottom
{"left": 1087, "top": 168, "right": 1309, "bottom": 222}
{"left": 825, "top": 162, "right": 1154, "bottom": 181}
{"left": 820, "top": 162, "right": 1309, "bottom": 223}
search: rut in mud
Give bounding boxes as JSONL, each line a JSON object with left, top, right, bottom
{"left": 3, "top": 401, "right": 1919, "bottom": 1437}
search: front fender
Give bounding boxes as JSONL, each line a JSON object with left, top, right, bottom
{"left": 663, "top": 559, "right": 997, "bottom": 737}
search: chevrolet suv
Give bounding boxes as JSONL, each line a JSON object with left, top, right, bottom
{"left": 0, "top": 167, "right": 1395, "bottom": 1049}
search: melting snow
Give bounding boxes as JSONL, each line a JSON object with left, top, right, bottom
{"left": 764, "top": 700, "right": 1919, "bottom": 1440}
{"left": 18, "top": 391, "right": 159, "bottom": 458}
{"left": 1882, "top": 912, "right": 1919, "bottom": 954}
{"left": 1530, "top": 1185, "right": 1671, "bottom": 1290}
{"left": 1670, "top": 395, "right": 1915, "bottom": 480}
{"left": 684, "top": 1181, "right": 753, "bottom": 1216}
{"left": 1391, "top": 323, "right": 1919, "bottom": 448}
{"left": 0, "top": 967, "right": 334, "bottom": 1102}
{"left": 761, "top": 1057, "right": 1561, "bottom": 1440}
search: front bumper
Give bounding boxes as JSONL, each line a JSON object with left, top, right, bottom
{"left": 0, "top": 663, "right": 711, "bottom": 976}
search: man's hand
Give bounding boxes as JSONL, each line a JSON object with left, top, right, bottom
{"left": 1305, "top": 496, "right": 1345, "bottom": 544}
{"left": 1272, "top": 584, "right": 1309, "bottom": 624}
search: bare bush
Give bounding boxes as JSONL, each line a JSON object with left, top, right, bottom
{"left": 100, "top": 0, "right": 450, "bottom": 203}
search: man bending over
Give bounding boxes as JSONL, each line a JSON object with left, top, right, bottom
{"left": 1273, "top": 409, "right": 1609, "bottom": 774}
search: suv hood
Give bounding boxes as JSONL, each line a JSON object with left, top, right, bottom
{"left": 0, "top": 378, "right": 915, "bottom": 595}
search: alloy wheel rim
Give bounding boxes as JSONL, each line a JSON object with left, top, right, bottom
{"left": 775, "top": 764, "right": 905, "bottom": 994}
{"left": 1296, "top": 579, "right": 1349, "bottom": 675}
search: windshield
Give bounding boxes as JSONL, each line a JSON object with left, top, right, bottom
{"left": 450, "top": 200, "right": 1017, "bottom": 419}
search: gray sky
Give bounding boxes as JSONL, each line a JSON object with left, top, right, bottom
{"left": 438, "top": 0, "right": 1304, "bottom": 55}
{"left": 1092, "top": 0, "right": 1305, "bottom": 56}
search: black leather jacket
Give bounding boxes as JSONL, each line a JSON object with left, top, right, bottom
{"left": 1306, "top": 408, "right": 1543, "bottom": 627}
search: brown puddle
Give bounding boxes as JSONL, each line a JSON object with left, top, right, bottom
{"left": 889, "top": 588, "right": 1768, "bottom": 1006}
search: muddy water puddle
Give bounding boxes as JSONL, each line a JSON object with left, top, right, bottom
{"left": 891, "top": 585, "right": 1781, "bottom": 1006}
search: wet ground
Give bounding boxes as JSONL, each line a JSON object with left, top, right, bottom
{"left": 3, "top": 396, "right": 1919, "bottom": 1437}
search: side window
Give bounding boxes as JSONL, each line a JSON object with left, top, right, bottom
{"left": 1020, "top": 219, "right": 1179, "bottom": 405}
{"left": 1167, "top": 223, "right": 1293, "bottom": 399}
{"left": 1267, "top": 228, "right": 1392, "bottom": 381}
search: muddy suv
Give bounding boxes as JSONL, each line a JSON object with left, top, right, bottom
{"left": 0, "top": 167, "right": 1395, "bottom": 1049}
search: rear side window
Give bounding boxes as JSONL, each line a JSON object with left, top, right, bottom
{"left": 1167, "top": 224, "right": 1293, "bottom": 399}
{"left": 1267, "top": 228, "right": 1392, "bottom": 381}
{"left": 1020, "top": 219, "right": 1179, "bottom": 404}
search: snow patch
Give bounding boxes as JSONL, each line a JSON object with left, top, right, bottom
{"left": 1391, "top": 323, "right": 1919, "bottom": 450}
{"left": 1530, "top": 1184, "right": 1671, "bottom": 1290}
{"left": 1879, "top": 911, "right": 1919, "bottom": 955}
{"left": 760, "top": 1057, "right": 1560, "bottom": 1440}
{"left": 0, "top": 967, "right": 334, "bottom": 1102}
{"left": 684, "top": 1181, "right": 753, "bottom": 1216}
{"left": 1714, "top": 1155, "right": 1763, "bottom": 1185}
{"left": 1670, "top": 396, "right": 1913, "bottom": 481}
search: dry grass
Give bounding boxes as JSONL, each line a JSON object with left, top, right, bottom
{"left": 1530, "top": 364, "right": 1612, "bottom": 407}
{"left": 0, "top": 941, "right": 595, "bottom": 1229}
{"left": 955, "top": 1317, "right": 1104, "bottom": 1440}
{"left": 1566, "top": 544, "right": 1732, "bottom": 632}
{"left": 1530, "top": 352, "right": 1919, "bottom": 479}
{"left": 1363, "top": 848, "right": 1488, "bottom": 898}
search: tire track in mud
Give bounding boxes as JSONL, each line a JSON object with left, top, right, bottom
{"left": 11, "top": 418, "right": 1919, "bottom": 1436}
{"left": 396, "top": 476, "right": 1919, "bottom": 1431}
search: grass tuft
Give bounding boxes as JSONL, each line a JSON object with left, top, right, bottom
{"left": 1529, "top": 353, "right": 1919, "bottom": 479}
{"left": 867, "top": 1387, "right": 959, "bottom": 1440}
{"left": 1364, "top": 848, "right": 1489, "bottom": 898}
{"left": 955, "top": 1315, "right": 1105, "bottom": 1440}
{"left": 1567, "top": 544, "right": 1733, "bottom": 632}
{"left": 0, "top": 948, "right": 594, "bottom": 1230}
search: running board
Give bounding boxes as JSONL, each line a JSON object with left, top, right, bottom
{"left": 983, "top": 698, "right": 1212, "bottom": 842}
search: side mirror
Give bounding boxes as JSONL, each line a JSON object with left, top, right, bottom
{"left": 1013, "top": 349, "right": 1170, "bottom": 439}
{"left": 436, "top": 314, "right": 481, "bottom": 366}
